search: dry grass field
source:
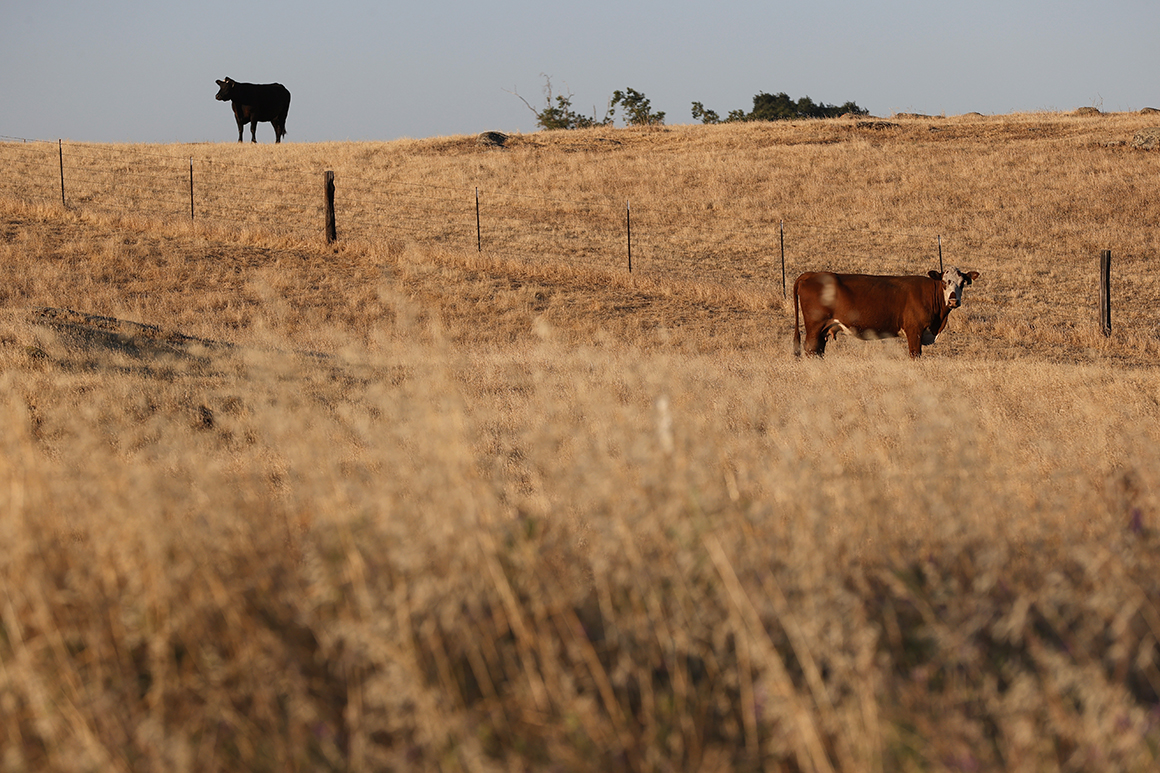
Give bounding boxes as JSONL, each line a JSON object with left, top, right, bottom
{"left": 3, "top": 111, "right": 1160, "bottom": 771}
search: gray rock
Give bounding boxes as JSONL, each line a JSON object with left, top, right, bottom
{"left": 477, "top": 131, "right": 508, "bottom": 148}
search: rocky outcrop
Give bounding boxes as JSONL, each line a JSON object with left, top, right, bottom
{"left": 1131, "top": 128, "right": 1160, "bottom": 150}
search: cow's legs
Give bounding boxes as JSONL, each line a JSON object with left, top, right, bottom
{"left": 802, "top": 319, "right": 830, "bottom": 357}
{"left": 904, "top": 329, "right": 923, "bottom": 357}
{"left": 235, "top": 120, "right": 244, "bottom": 143}
{"left": 249, "top": 121, "right": 258, "bottom": 143}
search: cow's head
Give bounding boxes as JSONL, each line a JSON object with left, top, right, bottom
{"left": 930, "top": 266, "right": 980, "bottom": 308}
{"left": 215, "top": 78, "right": 236, "bottom": 101}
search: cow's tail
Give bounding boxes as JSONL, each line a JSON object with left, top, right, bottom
{"left": 792, "top": 277, "right": 802, "bottom": 357}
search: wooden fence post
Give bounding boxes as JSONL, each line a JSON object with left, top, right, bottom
{"left": 58, "top": 140, "right": 65, "bottom": 207}
{"left": 626, "top": 199, "right": 632, "bottom": 273}
{"left": 189, "top": 157, "right": 195, "bottom": 220}
{"left": 1100, "top": 250, "right": 1112, "bottom": 337}
{"left": 324, "top": 170, "right": 336, "bottom": 244}
{"left": 780, "top": 220, "right": 786, "bottom": 298}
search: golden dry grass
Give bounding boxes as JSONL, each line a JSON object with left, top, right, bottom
{"left": 2, "top": 112, "right": 1160, "bottom": 771}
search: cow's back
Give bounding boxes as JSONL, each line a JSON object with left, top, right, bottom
{"left": 233, "top": 82, "right": 291, "bottom": 120}
{"left": 829, "top": 274, "right": 933, "bottom": 327}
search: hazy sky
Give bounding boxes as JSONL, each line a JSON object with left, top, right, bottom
{"left": 2, "top": 0, "right": 1156, "bottom": 143}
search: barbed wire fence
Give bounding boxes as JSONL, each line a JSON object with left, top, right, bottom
{"left": 0, "top": 136, "right": 949, "bottom": 296}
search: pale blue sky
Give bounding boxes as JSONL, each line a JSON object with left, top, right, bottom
{"left": 2, "top": 0, "right": 1156, "bottom": 143}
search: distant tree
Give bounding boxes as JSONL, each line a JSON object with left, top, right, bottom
{"left": 510, "top": 77, "right": 670, "bottom": 130}
{"left": 692, "top": 91, "right": 869, "bottom": 123}
{"left": 749, "top": 92, "right": 799, "bottom": 121}
{"left": 611, "top": 88, "right": 666, "bottom": 126}
{"left": 509, "top": 75, "right": 612, "bottom": 130}
{"left": 691, "top": 102, "right": 720, "bottom": 124}
{"left": 835, "top": 101, "right": 868, "bottom": 117}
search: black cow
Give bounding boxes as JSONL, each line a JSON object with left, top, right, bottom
{"left": 214, "top": 77, "right": 291, "bottom": 143}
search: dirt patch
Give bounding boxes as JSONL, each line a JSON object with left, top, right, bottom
{"left": 31, "top": 306, "right": 233, "bottom": 360}
{"left": 851, "top": 120, "right": 900, "bottom": 131}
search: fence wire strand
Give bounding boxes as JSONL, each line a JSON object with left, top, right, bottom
{"left": 0, "top": 137, "right": 948, "bottom": 283}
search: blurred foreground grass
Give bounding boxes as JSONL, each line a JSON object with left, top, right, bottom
{"left": 3, "top": 310, "right": 1159, "bottom": 771}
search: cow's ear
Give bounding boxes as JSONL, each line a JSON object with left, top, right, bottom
{"left": 928, "top": 270, "right": 941, "bottom": 280}
{"left": 967, "top": 271, "right": 979, "bottom": 282}
{"left": 216, "top": 79, "right": 225, "bottom": 86}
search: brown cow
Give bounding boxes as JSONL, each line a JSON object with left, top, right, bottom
{"left": 793, "top": 266, "right": 979, "bottom": 357}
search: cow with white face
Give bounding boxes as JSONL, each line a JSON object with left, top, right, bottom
{"left": 793, "top": 266, "right": 979, "bottom": 358}
{"left": 939, "top": 266, "right": 976, "bottom": 310}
